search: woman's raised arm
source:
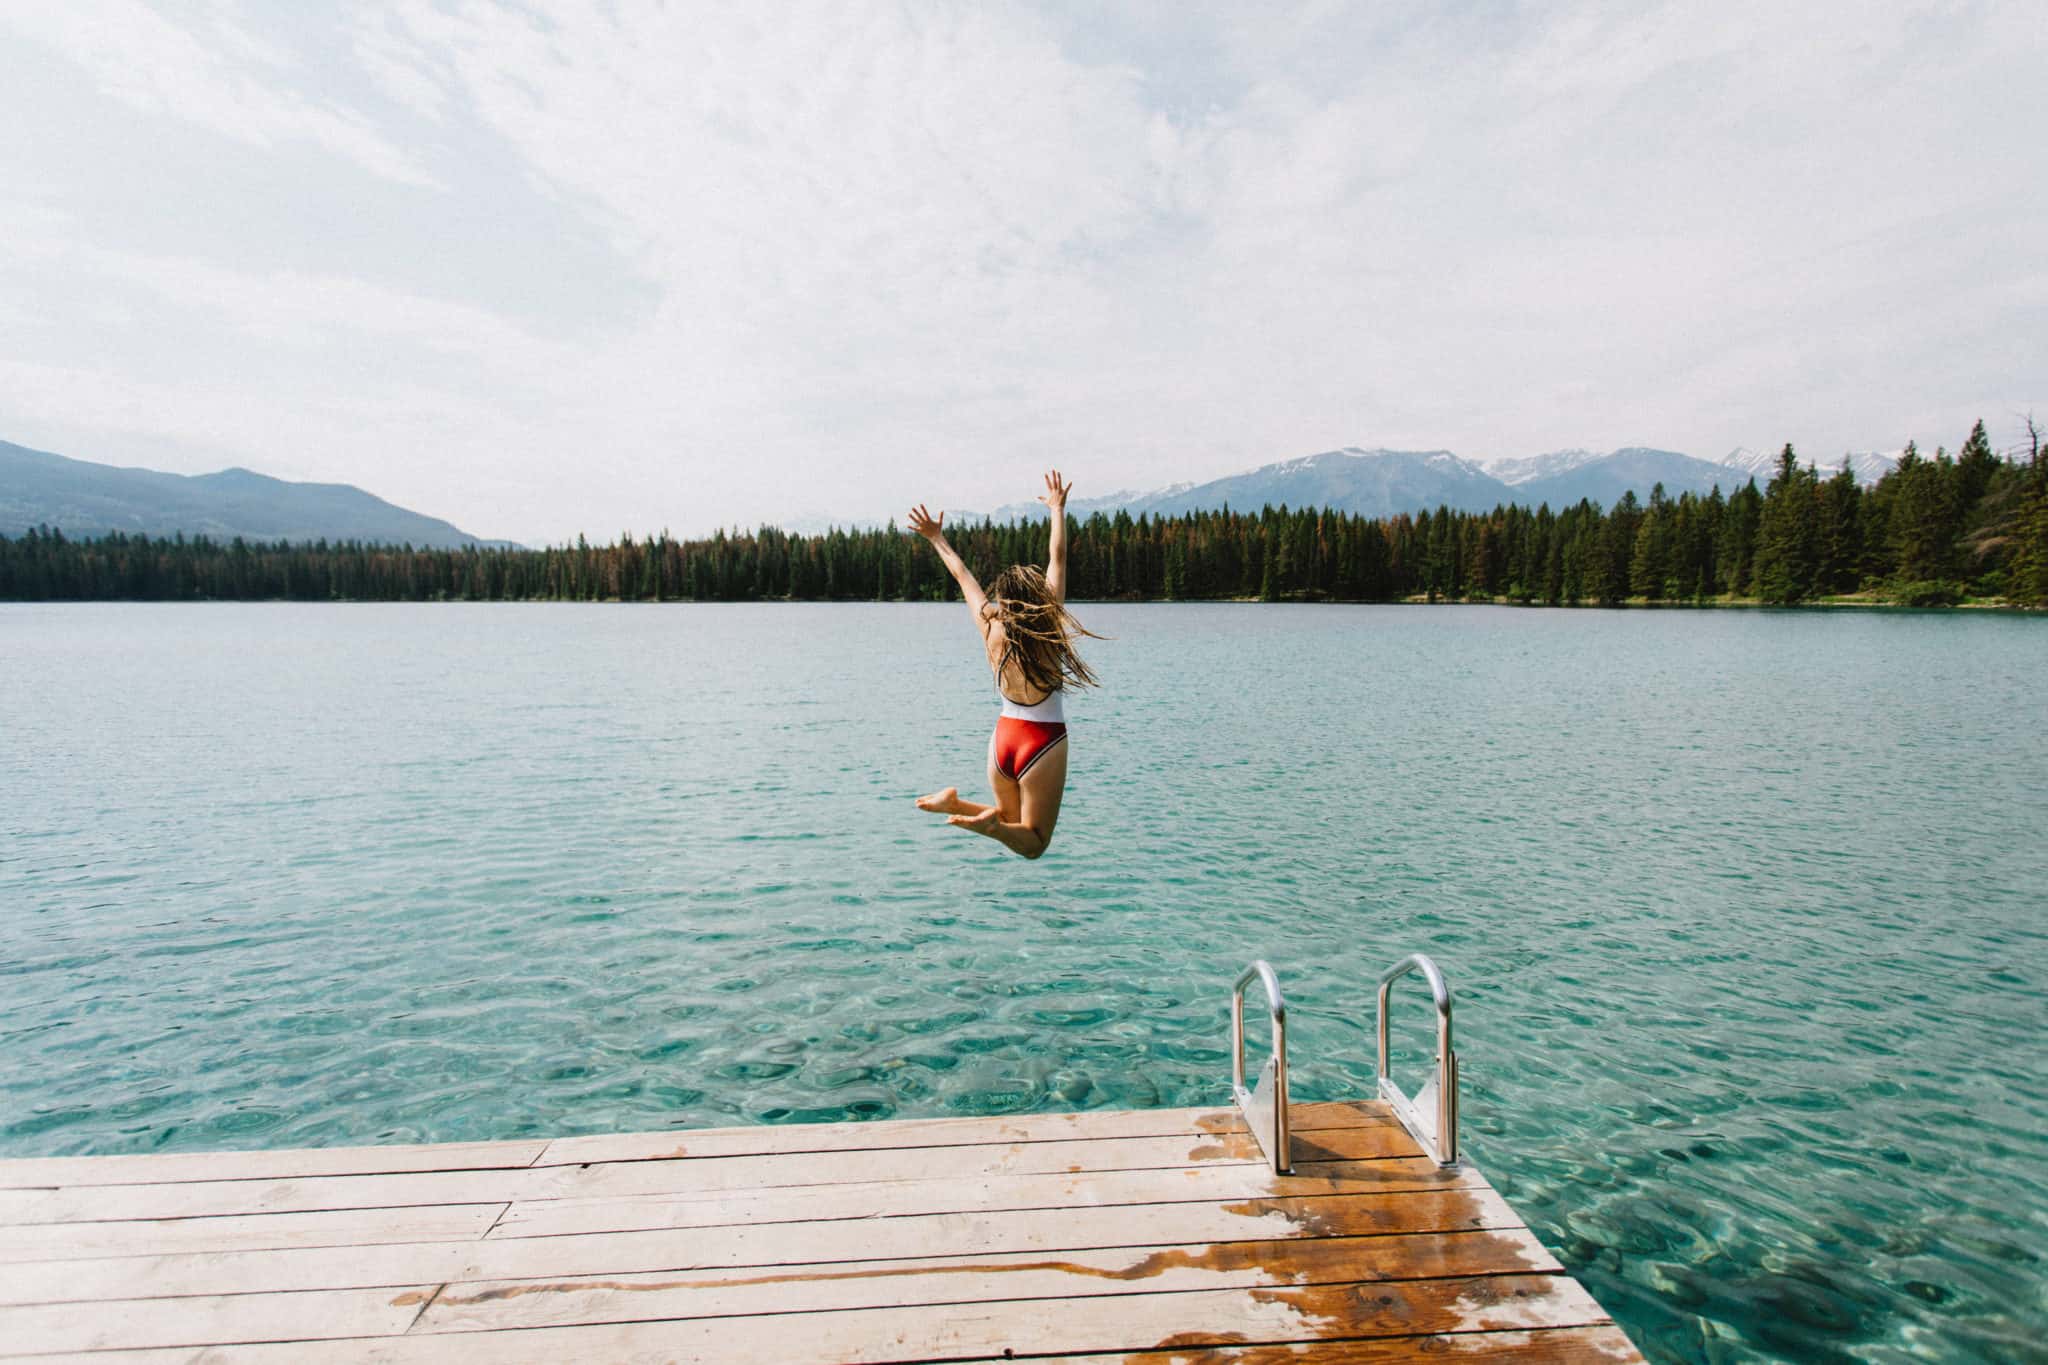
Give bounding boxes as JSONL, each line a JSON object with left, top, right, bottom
{"left": 1038, "top": 470, "right": 1070, "bottom": 602}
{"left": 908, "top": 504, "right": 989, "bottom": 629}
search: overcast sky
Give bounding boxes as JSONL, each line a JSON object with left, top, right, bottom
{"left": 3, "top": 1, "right": 2043, "bottom": 544}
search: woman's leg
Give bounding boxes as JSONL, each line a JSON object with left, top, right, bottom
{"left": 916, "top": 730, "right": 1012, "bottom": 818}
{"left": 915, "top": 787, "right": 994, "bottom": 816}
{"left": 953, "top": 737, "right": 1066, "bottom": 859}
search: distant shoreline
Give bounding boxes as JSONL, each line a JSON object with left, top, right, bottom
{"left": 7, "top": 439, "right": 2045, "bottom": 610}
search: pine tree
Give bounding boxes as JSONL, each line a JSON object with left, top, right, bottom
{"left": 1816, "top": 458, "right": 1862, "bottom": 594}
{"left": 1955, "top": 419, "right": 1999, "bottom": 512}
{"left": 1630, "top": 484, "right": 1675, "bottom": 600}
{"left": 1860, "top": 443, "right": 1904, "bottom": 581}
{"left": 1720, "top": 481, "right": 1762, "bottom": 595}
{"left": 1542, "top": 519, "right": 1564, "bottom": 605}
{"left": 1753, "top": 447, "right": 1820, "bottom": 603}
{"left": 1423, "top": 506, "right": 1457, "bottom": 601}
{"left": 1559, "top": 520, "right": 1588, "bottom": 604}
{"left": 2013, "top": 484, "right": 2048, "bottom": 607}
{"left": 2010, "top": 424, "right": 2048, "bottom": 607}
{"left": 1692, "top": 487, "right": 1725, "bottom": 599}
{"left": 1599, "top": 492, "right": 1639, "bottom": 605}
{"left": 1887, "top": 442, "right": 1962, "bottom": 585}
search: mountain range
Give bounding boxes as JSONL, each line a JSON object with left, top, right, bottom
{"left": 1, "top": 440, "right": 505, "bottom": 548}
{"left": 974, "top": 444, "right": 1899, "bottom": 525}
{"left": 980, "top": 449, "right": 1505, "bottom": 523}
{"left": 3, "top": 435, "right": 1905, "bottom": 547}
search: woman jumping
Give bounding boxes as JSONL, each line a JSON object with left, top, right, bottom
{"left": 909, "top": 470, "right": 1098, "bottom": 860}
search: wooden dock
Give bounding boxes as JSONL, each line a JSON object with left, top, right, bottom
{"left": 0, "top": 1097, "right": 1639, "bottom": 1362}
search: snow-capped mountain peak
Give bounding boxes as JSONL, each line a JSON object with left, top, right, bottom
{"left": 1483, "top": 449, "right": 1601, "bottom": 486}
{"left": 1840, "top": 450, "right": 1901, "bottom": 484}
{"left": 1423, "top": 450, "right": 1489, "bottom": 477}
{"left": 1724, "top": 445, "right": 1896, "bottom": 486}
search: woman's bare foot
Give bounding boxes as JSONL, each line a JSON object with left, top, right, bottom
{"left": 916, "top": 787, "right": 963, "bottom": 814}
{"left": 948, "top": 807, "right": 1000, "bottom": 834}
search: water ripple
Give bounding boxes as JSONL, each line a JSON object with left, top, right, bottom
{"left": 2, "top": 602, "right": 2044, "bottom": 1362}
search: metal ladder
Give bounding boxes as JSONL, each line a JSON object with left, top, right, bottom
{"left": 1230, "top": 953, "right": 1460, "bottom": 1173}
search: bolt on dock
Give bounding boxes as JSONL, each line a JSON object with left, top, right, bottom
{"left": 0, "top": 957, "right": 1641, "bottom": 1361}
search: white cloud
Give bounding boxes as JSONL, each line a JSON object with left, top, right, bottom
{"left": 348, "top": 11, "right": 454, "bottom": 123}
{"left": 1, "top": 0, "right": 2042, "bottom": 543}
{"left": 391, "top": 3, "right": 1162, "bottom": 378}
{"left": 82, "top": 246, "right": 566, "bottom": 364}
{"left": 1, "top": 0, "right": 437, "bottom": 187}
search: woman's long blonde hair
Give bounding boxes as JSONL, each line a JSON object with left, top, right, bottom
{"left": 988, "top": 565, "right": 1100, "bottom": 696}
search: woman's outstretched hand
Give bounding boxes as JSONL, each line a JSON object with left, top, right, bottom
{"left": 1038, "top": 470, "right": 1071, "bottom": 513}
{"left": 907, "top": 503, "right": 944, "bottom": 540}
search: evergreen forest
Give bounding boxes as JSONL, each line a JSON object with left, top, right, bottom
{"left": 6, "top": 422, "right": 2047, "bottom": 608}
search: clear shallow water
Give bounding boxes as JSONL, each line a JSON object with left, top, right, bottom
{"left": 2, "top": 602, "right": 2044, "bottom": 1362}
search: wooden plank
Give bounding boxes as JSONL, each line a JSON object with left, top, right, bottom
{"left": 492, "top": 1156, "right": 1485, "bottom": 1240}
{"left": 0, "top": 1203, "right": 506, "bottom": 1264}
{"left": 0, "top": 1126, "right": 1422, "bottom": 1228}
{"left": 4, "top": 1274, "right": 1609, "bottom": 1363}
{"left": 413, "top": 1228, "right": 1565, "bottom": 1335}
{"left": 0, "top": 1139, "right": 549, "bottom": 1192}
{"left": 0, "top": 1284, "right": 435, "bottom": 1356}
{"left": 0, "top": 1328, "right": 1647, "bottom": 1365}
{"left": 532, "top": 1099, "right": 1398, "bottom": 1166}
{"left": 1, "top": 1331, "right": 1648, "bottom": 1365}
{"left": 0, "top": 1104, "right": 1395, "bottom": 1197}
{"left": 1057, "top": 1324, "right": 1647, "bottom": 1362}
{"left": 0, "top": 1186, "right": 1524, "bottom": 1305}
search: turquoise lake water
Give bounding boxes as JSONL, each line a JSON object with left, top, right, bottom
{"left": 2, "top": 602, "right": 2044, "bottom": 1361}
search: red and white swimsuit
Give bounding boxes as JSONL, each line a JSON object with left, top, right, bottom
{"left": 993, "top": 688, "right": 1067, "bottom": 781}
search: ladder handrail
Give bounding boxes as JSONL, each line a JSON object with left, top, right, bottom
{"left": 1230, "top": 960, "right": 1290, "bottom": 1173}
{"left": 1376, "top": 952, "right": 1459, "bottom": 1166}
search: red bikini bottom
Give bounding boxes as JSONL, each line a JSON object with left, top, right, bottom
{"left": 993, "top": 717, "right": 1067, "bottom": 781}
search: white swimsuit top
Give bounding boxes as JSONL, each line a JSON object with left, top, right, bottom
{"left": 998, "top": 688, "right": 1065, "bottom": 724}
